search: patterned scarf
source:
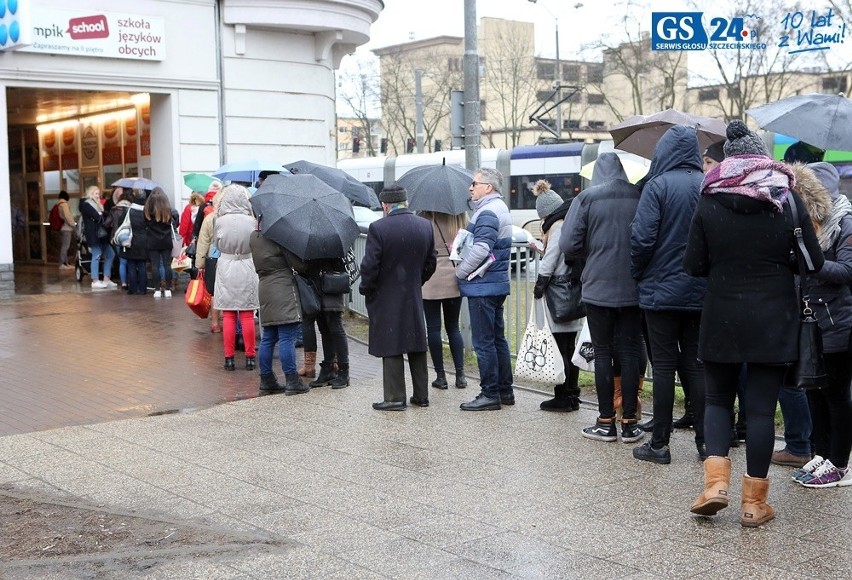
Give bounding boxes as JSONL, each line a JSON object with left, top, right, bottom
{"left": 819, "top": 194, "right": 852, "bottom": 251}
{"left": 702, "top": 155, "right": 796, "bottom": 213}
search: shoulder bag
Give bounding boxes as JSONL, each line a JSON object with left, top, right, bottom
{"left": 545, "top": 262, "right": 585, "bottom": 322}
{"left": 294, "top": 271, "right": 321, "bottom": 318}
{"left": 786, "top": 193, "right": 827, "bottom": 390}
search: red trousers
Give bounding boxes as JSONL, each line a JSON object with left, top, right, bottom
{"left": 222, "top": 310, "right": 256, "bottom": 357}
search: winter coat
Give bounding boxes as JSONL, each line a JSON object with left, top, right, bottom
{"left": 145, "top": 215, "right": 175, "bottom": 253}
{"left": 684, "top": 189, "right": 824, "bottom": 364}
{"left": 303, "top": 256, "right": 347, "bottom": 312}
{"left": 422, "top": 213, "right": 463, "bottom": 301}
{"left": 80, "top": 198, "right": 107, "bottom": 245}
{"left": 212, "top": 189, "right": 259, "bottom": 311}
{"left": 538, "top": 218, "right": 584, "bottom": 333}
{"left": 631, "top": 125, "right": 707, "bottom": 311}
{"left": 359, "top": 208, "right": 437, "bottom": 357}
{"left": 792, "top": 163, "right": 852, "bottom": 353}
{"left": 179, "top": 203, "right": 198, "bottom": 246}
{"left": 560, "top": 152, "right": 640, "bottom": 307}
{"left": 108, "top": 200, "right": 131, "bottom": 242}
{"left": 58, "top": 200, "right": 76, "bottom": 232}
{"left": 124, "top": 200, "right": 149, "bottom": 261}
{"left": 194, "top": 212, "right": 217, "bottom": 269}
{"left": 456, "top": 194, "right": 513, "bottom": 297}
{"left": 250, "top": 231, "right": 306, "bottom": 326}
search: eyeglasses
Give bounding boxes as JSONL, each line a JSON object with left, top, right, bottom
{"left": 471, "top": 180, "right": 486, "bottom": 187}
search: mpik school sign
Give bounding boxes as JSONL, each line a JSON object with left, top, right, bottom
{"left": 0, "top": 3, "right": 166, "bottom": 61}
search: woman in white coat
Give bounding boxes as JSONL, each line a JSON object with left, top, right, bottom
{"left": 212, "top": 184, "right": 259, "bottom": 371}
{"left": 532, "top": 180, "right": 584, "bottom": 411}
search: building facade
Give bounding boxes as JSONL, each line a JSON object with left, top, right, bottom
{"left": 0, "top": 0, "right": 382, "bottom": 297}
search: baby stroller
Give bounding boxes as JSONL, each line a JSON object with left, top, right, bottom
{"left": 73, "top": 220, "right": 118, "bottom": 283}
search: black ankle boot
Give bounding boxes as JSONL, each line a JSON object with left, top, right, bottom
{"left": 329, "top": 363, "right": 349, "bottom": 389}
{"left": 224, "top": 357, "right": 235, "bottom": 371}
{"left": 259, "top": 373, "right": 283, "bottom": 392}
{"left": 432, "top": 371, "right": 448, "bottom": 389}
{"left": 245, "top": 356, "right": 256, "bottom": 371}
{"left": 284, "top": 373, "right": 310, "bottom": 395}
{"left": 309, "top": 361, "right": 337, "bottom": 387}
{"left": 540, "top": 383, "right": 572, "bottom": 412}
{"left": 455, "top": 369, "right": 467, "bottom": 388}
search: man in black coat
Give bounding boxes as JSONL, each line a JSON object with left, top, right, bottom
{"left": 359, "top": 184, "right": 437, "bottom": 411}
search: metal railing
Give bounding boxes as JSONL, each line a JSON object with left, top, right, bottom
{"left": 348, "top": 234, "right": 540, "bottom": 360}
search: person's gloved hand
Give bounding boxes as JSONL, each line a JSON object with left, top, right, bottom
{"left": 533, "top": 275, "right": 551, "bottom": 299}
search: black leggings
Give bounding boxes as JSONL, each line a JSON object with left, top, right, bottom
{"left": 423, "top": 298, "right": 465, "bottom": 373}
{"left": 554, "top": 331, "right": 580, "bottom": 397}
{"left": 807, "top": 349, "right": 852, "bottom": 468}
{"left": 704, "top": 361, "right": 785, "bottom": 478}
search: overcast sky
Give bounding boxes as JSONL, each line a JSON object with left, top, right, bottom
{"left": 338, "top": 0, "right": 850, "bottom": 113}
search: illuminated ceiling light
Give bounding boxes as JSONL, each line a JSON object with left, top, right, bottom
{"left": 130, "top": 93, "right": 149, "bottom": 106}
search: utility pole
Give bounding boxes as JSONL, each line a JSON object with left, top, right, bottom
{"left": 463, "top": 0, "right": 480, "bottom": 171}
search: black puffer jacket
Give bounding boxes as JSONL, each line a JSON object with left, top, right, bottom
{"left": 630, "top": 125, "right": 707, "bottom": 311}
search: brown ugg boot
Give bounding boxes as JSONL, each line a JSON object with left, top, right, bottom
{"left": 690, "top": 456, "right": 731, "bottom": 516}
{"left": 613, "top": 376, "right": 623, "bottom": 421}
{"left": 298, "top": 351, "right": 317, "bottom": 378}
{"left": 740, "top": 475, "right": 775, "bottom": 528}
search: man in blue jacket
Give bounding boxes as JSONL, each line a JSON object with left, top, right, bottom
{"left": 630, "top": 125, "right": 707, "bottom": 464}
{"left": 457, "top": 167, "right": 514, "bottom": 411}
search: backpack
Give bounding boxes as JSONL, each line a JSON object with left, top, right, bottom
{"left": 49, "top": 203, "right": 63, "bottom": 231}
{"left": 112, "top": 206, "right": 134, "bottom": 248}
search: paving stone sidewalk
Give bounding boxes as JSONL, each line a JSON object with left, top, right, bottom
{"left": 1, "top": 292, "right": 851, "bottom": 578}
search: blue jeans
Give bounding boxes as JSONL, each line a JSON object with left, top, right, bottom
{"left": 778, "top": 387, "right": 813, "bottom": 456}
{"left": 118, "top": 254, "right": 128, "bottom": 285}
{"left": 468, "top": 295, "right": 513, "bottom": 399}
{"left": 90, "top": 241, "right": 115, "bottom": 281}
{"left": 259, "top": 323, "right": 300, "bottom": 376}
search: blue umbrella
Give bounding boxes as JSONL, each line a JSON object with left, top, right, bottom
{"left": 212, "top": 160, "right": 284, "bottom": 184}
{"left": 111, "top": 177, "right": 164, "bottom": 191}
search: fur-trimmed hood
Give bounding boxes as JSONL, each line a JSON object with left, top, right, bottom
{"left": 789, "top": 162, "right": 833, "bottom": 227}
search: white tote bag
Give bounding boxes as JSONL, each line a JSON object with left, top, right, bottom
{"left": 514, "top": 300, "right": 566, "bottom": 385}
{"left": 571, "top": 318, "right": 595, "bottom": 372}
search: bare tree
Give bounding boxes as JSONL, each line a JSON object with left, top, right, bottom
{"left": 337, "top": 57, "right": 381, "bottom": 157}
{"left": 377, "top": 46, "right": 462, "bottom": 155}
{"left": 481, "top": 21, "right": 540, "bottom": 148}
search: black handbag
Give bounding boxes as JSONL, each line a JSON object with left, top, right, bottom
{"left": 320, "top": 271, "right": 350, "bottom": 295}
{"left": 787, "top": 194, "right": 827, "bottom": 390}
{"left": 545, "top": 274, "right": 585, "bottom": 322}
{"left": 294, "top": 272, "right": 321, "bottom": 318}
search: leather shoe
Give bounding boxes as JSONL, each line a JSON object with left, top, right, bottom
{"left": 500, "top": 394, "right": 515, "bottom": 406}
{"left": 409, "top": 397, "right": 429, "bottom": 407}
{"left": 460, "top": 394, "right": 501, "bottom": 411}
{"left": 638, "top": 417, "right": 655, "bottom": 432}
{"left": 372, "top": 401, "right": 406, "bottom": 411}
{"left": 632, "top": 441, "right": 671, "bottom": 465}
{"left": 771, "top": 448, "right": 810, "bottom": 468}
{"left": 672, "top": 412, "right": 694, "bottom": 429}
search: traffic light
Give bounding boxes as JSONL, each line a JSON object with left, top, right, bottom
{"left": 352, "top": 137, "right": 360, "bottom": 154}
{"left": 380, "top": 138, "right": 388, "bottom": 154}
{"left": 434, "top": 139, "right": 442, "bottom": 152}
{"left": 406, "top": 138, "right": 415, "bottom": 153}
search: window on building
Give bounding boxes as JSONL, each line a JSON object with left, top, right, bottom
{"left": 339, "top": 126, "right": 348, "bottom": 133}
{"left": 479, "top": 57, "right": 486, "bottom": 78}
{"left": 480, "top": 100, "right": 487, "bottom": 121}
{"left": 338, "top": 143, "right": 349, "bottom": 151}
{"left": 448, "top": 58, "right": 461, "bottom": 72}
{"left": 563, "top": 64, "right": 580, "bottom": 82}
{"left": 537, "top": 90, "right": 553, "bottom": 103}
{"left": 588, "top": 120, "right": 606, "bottom": 130}
{"left": 823, "top": 76, "right": 847, "bottom": 94}
{"left": 587, "top": 93, "right": 605, "bottom": 105}
{"left": 698, "top": 88, "right": 719, "bottom": 102}
{"left": 566, "top": 119, "right": 581, "bottom": 130}
{"left": 537, "top": 62, "right": 555, "bottom": 80}
{"left": 728, "top": 86, "right": 741, "bottom": 100}
{"left": 565, "top": 92, "right": 582, "bottom": 104}
{"left": 587, "top": 64, "right": 604, "bottom": 83}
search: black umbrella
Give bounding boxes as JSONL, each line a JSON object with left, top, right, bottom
{"left": 249, "top": 174, "right": 360, "bottom": 260}
{"left": 395, "top": 161, "right": 473, "bottom": 215}
{"left": 285, "top": 160, "right": 380, "bottom": 209}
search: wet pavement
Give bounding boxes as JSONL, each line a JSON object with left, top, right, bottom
{"left": 1, "top": 266, "right": 851, "bottom": 578}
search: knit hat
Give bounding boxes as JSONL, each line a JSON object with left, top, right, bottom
{"left": 533, "top": 180, "right": 563, "bottom": 219}
{"left": 379, "top": 183, "right": 407, "bottom": 203}
{"left": 723, "top": 119, "right": 769, "bottom": 157}
{"left": 702, "top": 140, "right": 725, "bottom": 163}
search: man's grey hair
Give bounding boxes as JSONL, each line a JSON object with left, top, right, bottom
{"left": 476, "top": 167, "right": 503, "bottom": 194}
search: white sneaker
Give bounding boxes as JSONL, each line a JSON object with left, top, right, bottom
{"left": 153, "top": 290, "right": 162, "bottom": 298}
{"left": 164, "top": 290, "right": 172, "bottom": 298}
{"left": 103, "top": 279, "right": 118, "bottom": 288}
{"left": 91, "top": 281, "right": 108, "bottom": 289}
